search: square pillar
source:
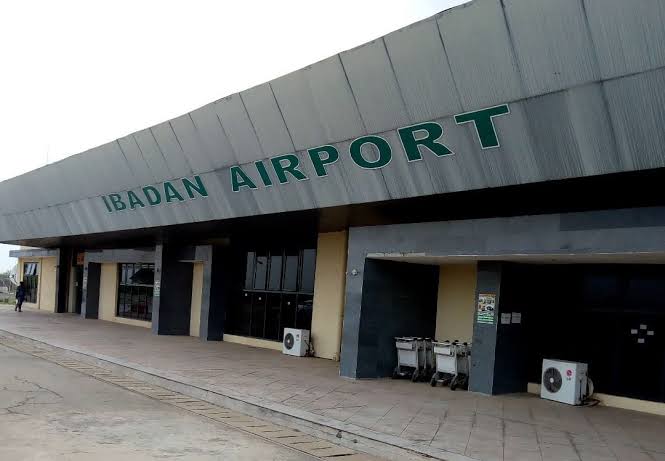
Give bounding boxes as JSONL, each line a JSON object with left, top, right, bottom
{"left": 80, "top": 262, "right": 101, "bottom": 319}
{"left": 55, "top": 248, "right": 73, "bottom": 313}
{"left": 469, "top": 262, "right": 503, "bottom": 394}
{"left": 152, "top": 243, "right": 193, "bottom": 335}
{"left": 201, "top": 245, "right": 244, "bottom": 341}
{"left": 469, "top": 262, "right": 527, "bottom": 395}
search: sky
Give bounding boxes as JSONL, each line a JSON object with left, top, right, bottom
{"left": 0, "top": 0, "right": 468, "bottom": 273}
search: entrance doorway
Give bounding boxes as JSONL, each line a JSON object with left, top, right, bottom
{"left": 502, "top": 263, "right": 665, "bottom": 403}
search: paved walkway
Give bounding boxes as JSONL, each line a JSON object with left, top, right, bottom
{"left": 1, "top": 308, "right": 664, "bottom": 461}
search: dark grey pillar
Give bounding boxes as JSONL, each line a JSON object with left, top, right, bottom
{"left": 469, "top": 262, "right": 503, "bottom": 394}
{"left": 81, "top": 262, "right": 101, "bottom": 319}
{"left": 340, "top": 259, "right": 438, "bottom": 378}
{"left": 55, "top": 248, "right": 72, "bottom": 313}
{"left": 152, "top": 243, "right": 194, "bottom": 336}
{"left": 200, "top": 245, "right": 244, "bottom": 341}
{"left": 195, "top": 246, "right": 213, "bottom": 340}
{"left": 469, "top": 262, "right": 527, "bottom": 395}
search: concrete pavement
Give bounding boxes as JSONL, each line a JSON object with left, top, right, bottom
{"left": 0, "top": 343, "right": 317, "bottom": 460}
{"left": 1, "top": 307, "right": 665, "bottom": 461}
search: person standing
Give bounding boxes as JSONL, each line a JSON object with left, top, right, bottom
{"left": 15, "top": 281, "right": 26, "bottom": 312}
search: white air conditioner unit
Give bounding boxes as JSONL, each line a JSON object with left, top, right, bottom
{"left": 541, "top": 359, "right": 588, "bottom": 405}
{"left": 283, "top": 328, "right": 310, "bottom": 357}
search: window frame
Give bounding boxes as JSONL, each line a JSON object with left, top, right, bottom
{"left": 228, "top": 248, "right": 316, "bottom": 341}
{"left": 116, "top": 263, "right": 154, "bottom": 322}
{"left": 22, "top": 262, "right": 39, "bottom": 304}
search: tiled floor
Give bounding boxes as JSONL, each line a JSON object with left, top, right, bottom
{"left": 1, "top": 308, "right": 664, "bottom": 461}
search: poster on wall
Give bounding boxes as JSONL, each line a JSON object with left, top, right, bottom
{"left": 477, "top": 293, "right": 496, "bottom": 324}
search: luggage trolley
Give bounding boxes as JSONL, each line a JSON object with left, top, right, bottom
{"left": 430, "top": 341, "right": 471, "bottom": 390}
{"left": 393, "top": 337, "right": 433, "bottom": 382}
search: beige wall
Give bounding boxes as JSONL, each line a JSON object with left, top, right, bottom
{"left": 99, "top": 263, "right": 150, "bottom": 328}
{"left": 223, "top": 334, "right": 283, "bottom": 351}
{"left": 38, "top": 257, "right": 57, "bottom": 312}
{"left": 527, "top": 382, "right": 665, "bottom": 416}
{"left": 310, "top": 231, "right": 348, "bottom": 361}
{"left": 190, "top": 262, "right": 203, "bottom": 337}
{"left": 435, "top": 264, "right": 477, "bottom": 342}
{"left": 17, "top": 257, "right": 57, "bottom": 312}
{"left": 98, "top": 263, "right": 118, "bottom": 322}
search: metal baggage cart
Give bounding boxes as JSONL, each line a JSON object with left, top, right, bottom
{"left": 393, "top": 337, "right": 431, "bottom": 382}
{"left": 430, "top": 340, "right": 471, "bottom": 390}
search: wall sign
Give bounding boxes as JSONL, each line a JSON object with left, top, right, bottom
{"left": 477, "top": 293, "right": 496, "bottom": 325}
{"left": 101, "top": 104, "right": 510, "bottom": 213}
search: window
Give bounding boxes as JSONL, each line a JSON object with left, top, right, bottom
{"left": 22, "top": 262, "right": 39, "bottom": 303}
{"left": 117, "top": 263, "right": 154, "bottom": 321}
{"left": 228, "top": 248, "right": 316, "bottom": 341}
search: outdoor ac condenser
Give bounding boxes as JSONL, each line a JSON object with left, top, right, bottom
{"left": 282, "top": 328, "right": 310, "bottom": 357}
{"left": 541, "top": 359, "right": 588, "bottom": 405}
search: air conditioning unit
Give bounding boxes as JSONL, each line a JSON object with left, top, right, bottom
{"left": 541, "top": 359, "right": 588, "bottom": 405}
{"left": 283, "top": 328, "right": 310, "bottom": 357}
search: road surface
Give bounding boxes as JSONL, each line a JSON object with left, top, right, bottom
{"left": 0, "top": 344, "right": 315, "bottom": 460}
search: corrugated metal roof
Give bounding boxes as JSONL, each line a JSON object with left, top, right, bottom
{"left": 2, "top": 0, "right": 665, "bottom": 243}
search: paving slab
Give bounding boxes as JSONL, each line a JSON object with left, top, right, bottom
{"left": 2, "top": 308, "right": 665, "bottom": 461}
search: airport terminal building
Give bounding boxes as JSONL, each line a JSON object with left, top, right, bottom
{"left": 3, "top": 0, "right": 665, "bottom": 412}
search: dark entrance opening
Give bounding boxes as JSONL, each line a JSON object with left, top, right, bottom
{"left": 354, "top": 259, "right": 439, "bottom": 378}
{"left": 501, "top": 263, "right": 665, "bottom": 403}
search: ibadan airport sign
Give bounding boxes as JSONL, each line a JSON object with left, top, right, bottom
{"left": 102, "top": 104, "right": 509, "bottom": 213}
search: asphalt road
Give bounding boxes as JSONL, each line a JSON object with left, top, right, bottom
{"left": 0, "top": 344, "right": 315, "bottom": 460}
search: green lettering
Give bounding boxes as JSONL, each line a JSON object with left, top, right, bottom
{"left": 230, "top": 166, "right": 257, "bottom": 192}
{"left": 398, "top": 122, "right": 452, "bottom": 161}
{"left": 109, "top": 193, "right": 127, "bottom": 211}
{"left": 454, "top": 104, "right": 510, "bottom": 149}
{"left": 142, "top": 185, "right": 162, "bottom": 205}
{"left": 270, "top": 154, "right": 308, "bottom": 184}
{"left": 349, "top": 135, "right": 392, "bottom": 169}
{"left": 101, "top": 195, "right": 113, "bottom": 212}
{"left": 255, "top": 161, "right": 273, "bottom": 187}
{"left": 127, "top": 190, "right": 145, "bottom": 209}
{"left": 308, "top": 145, "right": 339, "bottom": 177}
{"left": 182, "top": 175, "right": 208, "bottom": 199}
{"left": 163, "top": 181, "right": 185, "bottom": 203}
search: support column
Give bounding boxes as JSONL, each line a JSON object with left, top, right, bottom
{"left": 81, "top": 262, "right": 101, "bottom": 319}
{"left": 55, "top": 248, "right": 72, "bottom": 313}
{"left": 200, "top": 245, "right": 242, "bottom": 341}
{"left": 152, "top": 243, "right": 193, "bottom": 335}
{"left": 469, "top": 262, "right": 526, "bottom": 395}
{"left": 469, "top": 262, "right": 503, "bottom": 394}
{"left": 311, "top": 231, "right": 348, "bottom": 361}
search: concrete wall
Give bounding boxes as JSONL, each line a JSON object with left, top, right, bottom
{"left": 67, "top": 266, "right": 76, "bottom": 313}
{"left": 99, "top": 263, "right": 150, "bottom": 328}
{"left": 189, "top": 262, "right": 203, "bottom": 337}
{"left": 17, "top": 256, "right": 56, "bottom": 312}
{"left": 435, "top": 264, "right": 477, "bottom": 342}
{"left": 38, "top": 257, "right": 57, "bottom": 312}
{"left": 98, "top": 263, "right": 117, "bottom": 322}
{"left": 345, "top": 259, "right": 439, "bottom": 378}
{"left": 311, "top": 231, "right": 348, "bottom": 361}
{"left": 223, "top": 334, "right": 282, "bottom": 351}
